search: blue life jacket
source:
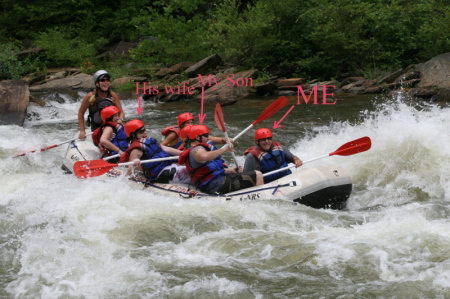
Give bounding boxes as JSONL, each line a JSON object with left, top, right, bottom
{"left": 125, "top": 137, "right": 172, "bottom": 181}
{"left": 245, "top": 141, "right": 291, "bottom": 183}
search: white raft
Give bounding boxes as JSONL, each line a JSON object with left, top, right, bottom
{"left": 62, "top": 135, "right": 353, "bottom": 210}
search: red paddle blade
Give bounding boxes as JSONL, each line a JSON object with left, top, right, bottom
{"left": 252, "top": 96, "right": 288, "bottom": 125}
{"left": 214, "top": 103, "right": 226, "bottom": 132}
{"left": 73, "top": 159, "right": 118, "bottom": 179}
{"left": 330, "top": 136, "right": 372, "bottom": 156}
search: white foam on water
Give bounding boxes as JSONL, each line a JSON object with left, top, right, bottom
{"left": 2, "top": 94, "right": 450, "bottom": 297}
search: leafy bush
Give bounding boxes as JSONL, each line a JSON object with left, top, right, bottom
{"left": 34, "top": 29, "right": 97, "bottom": 67}
{"left": 0, "top": 43, "right": 27, "bottom": 80}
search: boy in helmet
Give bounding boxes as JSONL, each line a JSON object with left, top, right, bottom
{"left": 178, "top": 125, "right": 263, "bottom": 194}
{"left": 243, "top": 128, "right": 303, "bottom": 184}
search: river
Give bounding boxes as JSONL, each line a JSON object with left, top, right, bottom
{"left": 1, "top": 90, "right": 450, "bottom": 298}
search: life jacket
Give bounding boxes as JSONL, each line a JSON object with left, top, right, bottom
{"left": 207, "top": 140, "right": 225, "bottom": 166}
{"left": 244, "top": 141, "right": 291, "bottom": 183}
{"left": 120, "top": 137, "right": 172, "bottom": 181}
{"left": 92, "top": 122, "right": 128, "bottom": 156}
{"left": 160, "top": 125, "right": 182, "bottom": 148}
{"left": 178, "top": 143, "right": 225, "bottom": 190}
{"left": 88, "top": 94, "right": 114, "bottom": 129}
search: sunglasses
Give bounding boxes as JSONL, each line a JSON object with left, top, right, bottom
{"left": 258, "top": 137, "right": 272, "bottom": 142}
{"left": 137, "top": 128, "right": 146, "bottom": 134}
{"left": 99, "top": 78, "right": 110, "bottom": 82}
{"left": 202, "top": 133, "right": 209, "bottom": 138}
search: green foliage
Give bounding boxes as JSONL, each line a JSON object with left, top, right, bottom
{"left": 34, "top": 29, "right": 97, "bottom": 66}
{"left": 130, "top": 3, "right": 212, "bottom": 65}
{"left": 0, "top": 43, "right": 27, "bottom": 80}
{"left": 2, "top": 0, "right": 450, "bottom": 80}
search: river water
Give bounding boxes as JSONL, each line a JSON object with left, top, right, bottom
{"left": 1, "top": 90, "right": 450, "bottom": 298}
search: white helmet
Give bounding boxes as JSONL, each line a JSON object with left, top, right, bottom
{"left": 93, "top": 70, "right": 110, "bottom": 84}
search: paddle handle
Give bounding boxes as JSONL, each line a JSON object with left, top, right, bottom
{"left": 14, "top": 133, "right": 93, "bottom": 157}
{"left": 103, "top": 154, "right": 120, "bottom": 161}
{"left": 232, "top": 124, "right": 253, "bottom": 142}
{"left": 116, "top": 156, "right": 179, "bottom": 167}
{"left": 223, "top": 131, "right": 240, "bottom": 167}
{"left": 262, "top": 154, "right": 329, "bottom": 177}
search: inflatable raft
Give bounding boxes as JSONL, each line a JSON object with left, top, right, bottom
{"left": 62, "top": 135, "right": 353, "bottom": 210}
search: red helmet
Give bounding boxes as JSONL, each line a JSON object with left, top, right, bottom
{"left": 255, "top": 128, "right": 273, "bottom": 141}
{"left": 180, "top": 124, "right": 193, "bottom": 139}
{"left": 124, "top": 119, "right": 145, "bottom": 137}
{"left": 100, "top": 106, "right": 120, "bottom": 122}
{"left": 177, "top": 112, "right": 195, "bottom": 127}
{"left": 188, "top": 125, "right": 209, "bottom": 139}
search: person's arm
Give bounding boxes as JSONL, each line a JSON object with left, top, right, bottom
{"left": 191, "top": 144, "right": 232, "bottom": 164}
{"left": 111, "top": 92, "right": 125, "bottom": 122}
{"left": 209, "top": 135, "right": 226, "bottom": 144}
{"left": 283, "top": 146, "right": 303, "bottom": 168}
{"left": 100, "top": 126, "right": 124, "bottom": 156}
{"left": 161, "top": 145, "right": 182, "bottom": 156}
{"left": 77, "top": 92, "right": 93, "bottom": 139}
{"left": 127, "top": 148, "right": 143, "bottom": 175}
{"left": 243, "top": 154, "right": 260, "bottom": 172}
{"left": 161, "top": 131, "right": 178, "bottom": 146}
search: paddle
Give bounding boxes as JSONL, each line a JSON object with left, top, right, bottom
{"left": 73, "top": 156, "right": 179, "bottom": 179}
{"left": 214, "top": 103, "right": 240, "bottom": 168}
{"left": 262, "top": 136, "right": 372, "bottom": 177}
{"left": 14, "top": 133, "right": 93, "bottom": 157}
{"left": 103, "top": 154, "right": 120, "bottom": 161}
{"left": 232, "top": 96, "right": 288, "bottom": 142}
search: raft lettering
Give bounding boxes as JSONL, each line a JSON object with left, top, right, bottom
{"left": 239, "top": 193, "right": 261, "bottom": 201}
{"left": 135, "top": 74, "right": 253, "bottom": 95}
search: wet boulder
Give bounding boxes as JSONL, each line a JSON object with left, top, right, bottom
{"left": 0, "top": 80, "right": 30, "bottom": 126}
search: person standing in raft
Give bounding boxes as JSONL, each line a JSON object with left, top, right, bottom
{"left": 91, "top": 106, "right": 128, "bottom": 162}
{"left": 77, "top": 70, "right": 125, "bottom": 139}
{"left": 120, "top": 119, "right": 183, "bottom": 183}
{"left": 178, "top": 124, "right": 263, "bottom": 194}
{"left": 243, "top": 128, "right": 303, "bottom": 184}
{"left": 161, "top": 112, "right": 229, "bottom": 148}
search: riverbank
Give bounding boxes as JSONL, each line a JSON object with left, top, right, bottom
{"left": 2, "top": 52, "right": 450, "bottom": 127}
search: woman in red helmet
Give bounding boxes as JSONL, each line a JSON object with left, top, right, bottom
{"left": 120, "top": 119, "right": 183, "bottom": 183}
{"left": 91, "top": 106, "right": 128, "bottom": 161}
{"left": 160, "top": 112, "right": 195, "bottom": 148}
{"left": 243, "top": 128, "right": 303, "bottom": 183}
{"left": 178, "top": 125, "right": 263, "bottom": 194}
{"left": 161, "top": 112, "right": 229, "bottom": 149}
{"left": 77, "top": 70, "right": 125, "bottom": 139}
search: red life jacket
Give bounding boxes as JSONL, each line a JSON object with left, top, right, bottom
{"left": 178, "top": 143, "right": 225, "bottom": 189}
{"left": 160, "top": 125, "right": 182, "bottom": 148}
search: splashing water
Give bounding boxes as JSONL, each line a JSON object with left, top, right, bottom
{"left": 1, "top": 92, "right": 450, "bottom": 298}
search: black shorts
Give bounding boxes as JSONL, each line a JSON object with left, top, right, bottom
{"left": 215, "top": 171, "right": 258, "bottom": 194}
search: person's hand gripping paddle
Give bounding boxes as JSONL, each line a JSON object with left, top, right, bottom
{"left": 262, "top": 136, "right": 372, "bottom": 177}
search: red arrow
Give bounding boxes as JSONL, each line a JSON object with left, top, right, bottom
{"left": 137, "top": 96, "right": 143, "bottom": 115}
{"left": 273, "top": 105, "right": 295, "bottom": 129}
{"left": 198, "top": 87, "right": 206, "bottom": 124}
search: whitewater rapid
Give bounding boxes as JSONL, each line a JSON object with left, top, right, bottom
{"left": 1, "top": 92, "right": 450, "bottom": 298}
